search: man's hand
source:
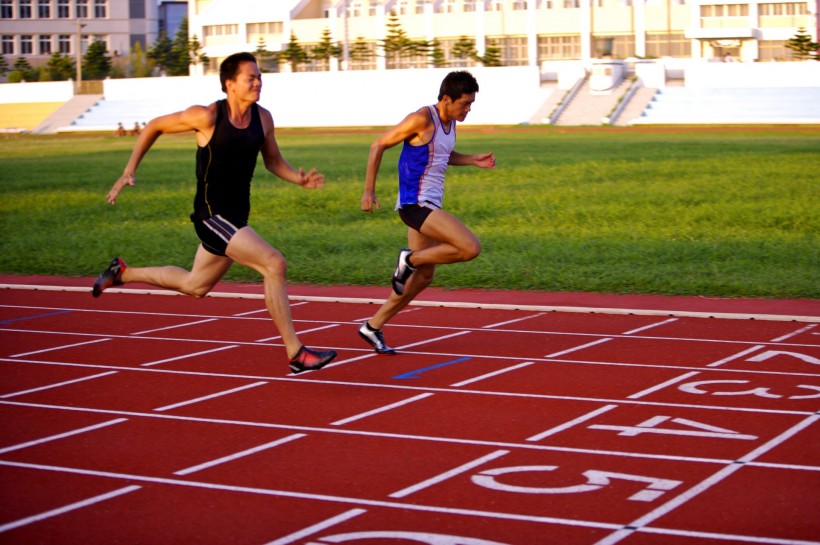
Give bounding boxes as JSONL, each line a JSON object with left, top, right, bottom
{"left": 474, "top": 152, "right": 496, "bottom": 169}
{"left": 360, "top": 190, "right": 381, "bottom": 214}
{"left": 298, "top": 167, "right": 325, "bottom": 189}
{"left": 107, "top": 173, "right": 135, "bottom": 205}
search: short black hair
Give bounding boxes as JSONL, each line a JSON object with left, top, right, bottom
{"left": 219, "top": 52, "right": 257, "bottom": 92}
{"left": 438, "top": 70, "right": 479, "bottom": 101}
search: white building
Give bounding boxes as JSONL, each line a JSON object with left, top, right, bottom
{"left": 189, "top": 0, "right": 818, "bottom": 75}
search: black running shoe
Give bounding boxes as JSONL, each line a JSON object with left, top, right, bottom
{"left": 92, "top": 257, "right": 127, "bottom": 297}
{"left": 358, "top": 322, "right": 397, "bottom": 355}
{"left": 391, "top": 248, "right": 416, "bottom": 295}
{"left": 289, "top": 346, "right": 337, "bottom": 374}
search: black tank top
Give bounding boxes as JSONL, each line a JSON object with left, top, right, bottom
{"left": 193, "top": 99, "right": 265, "bottom": 223}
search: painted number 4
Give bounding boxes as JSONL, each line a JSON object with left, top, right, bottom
{"left": 472, "top": 466, "right": 682, "bottom": 502}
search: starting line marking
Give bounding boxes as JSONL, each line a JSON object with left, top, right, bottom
{"left": 2, "top": 284, "right": 818, "bottom": 323}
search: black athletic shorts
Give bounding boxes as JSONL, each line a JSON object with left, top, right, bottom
{"left": 191, "top": 214, "right": 247, "bottom": 256}
{"left": 398, "top": 202, "right": 439, "bottom": 231}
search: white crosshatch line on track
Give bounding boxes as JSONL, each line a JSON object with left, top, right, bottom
{"left": 1, "top": 287, "right": 819, "bottom": 544}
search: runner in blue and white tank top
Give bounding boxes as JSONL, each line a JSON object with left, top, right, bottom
{"left": 396, "top": 104, "right": 456, "bottom": 211}
{"left": 358, "top": 71, "right": 497, "bottom": 355}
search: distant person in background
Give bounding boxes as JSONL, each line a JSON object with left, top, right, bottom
{"left": 357, "top": 70, "right": 496, "bottom": 355}
{"left": 723, "top": 53, "right": 735, "bottom": 62}
{"left": 115, "top": 122, "right": 126, "bottom": 136}
{"left": 130, "top": 121, "right": 142, "bottom": 136}
{"left": 93, "top": 52, "right": 337, "bottom": 374}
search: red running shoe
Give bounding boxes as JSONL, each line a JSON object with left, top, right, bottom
{"left": 289, "top": 346, "right": 337, "bottom": 374}
{"left": 92, "top": 257, "right": 127, "bottom": 297}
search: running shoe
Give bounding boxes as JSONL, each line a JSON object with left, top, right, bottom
{"left": 289, "top": 346, "right": 337, "bottom": 374}
{"left": 92, "top": 257, "right": 127, "bottom": 298}
{"left": 391, "top": 248, "right": 416, "bottom": 295}
{"left": 358, "top": 322, "right": 397, "bottom": 355}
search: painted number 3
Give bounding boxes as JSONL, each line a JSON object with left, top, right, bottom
{"left": 472, "top": 466, "right": 682, "bottom": 502}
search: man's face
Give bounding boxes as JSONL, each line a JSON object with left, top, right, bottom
{"left": 446, "top": 93, "right": 476, "bottom": 122}
{"left": 228, "top": 61, "right": 262, "bottom": 102}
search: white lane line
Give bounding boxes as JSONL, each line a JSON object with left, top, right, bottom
{"left": 153, "top": 381, "right": 268, "bottom": 412}
{"left": 331, "top": 393, "right": 434, "bottom": 426}
{"left": 0, "top": 485, "right": 142, "bottom": 533}
{"left": 1, "top": 371, "right": 119, "bottom": 399}
{"left": 175, "top": 433, "right": 307, "bottom": 475}
{"left": 450, "top": 362, "right": 535, "bottom": 388}
{"left": 389, "top": 450, "right": 510, "bottom": 499}
{"left": 0, "top": 418, "right": 128, "bottom": 454}
{"left": 527, "top": 404, "right": 619, "bottom": 442}
{"left": 10, "top": 338, "right": 111, "bottom": 358}
{"left": 141, "top": 345, "right": 239, "bottom": 367}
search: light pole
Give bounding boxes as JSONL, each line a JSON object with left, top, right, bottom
{"left": 75, "top": 18, "right": 85, "bottom": 93}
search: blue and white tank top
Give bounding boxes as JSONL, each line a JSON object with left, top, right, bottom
{"left": 396, "top": 105, "right": 456, "bottom": 210}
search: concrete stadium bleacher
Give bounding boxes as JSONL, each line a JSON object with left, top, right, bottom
{"left": 634, "top": 87, "right": 820, "bottom": 125}
{"left": 68, "top": 97, "right": 202, "bottom": 131}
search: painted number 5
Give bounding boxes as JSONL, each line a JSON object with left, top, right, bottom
{"left": 472, "top": 466, "right": 682, "bottom": 502}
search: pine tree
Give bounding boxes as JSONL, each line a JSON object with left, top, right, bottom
{"left": 785, "top": 27, "right": 819, "bottom": 61}
{"left": 169, "top": 18, "right": 191, "bottom": 76}
{"left": 427, "top": 39, "right": 446, "bottom": 67}
{"left": 349, "top": 36, "right": 373, "bottom": 67}
{"left": 312, "top": 27, "right": 342, "bottom": 70}
{"left": 45, "top": 51, "right": 75, "bottom": 80}
{"left": 128, "top": 41, "right": 153, "bottom": 78}
{"left": 280, "top": 32, "right": 308, "bottom": 72}
{"left": 382, "top": 11, "right": 413, "bottom": 68}
{"left": 452, "top": 36, "right": 477, "bottom": 66}
{"left": 0, "top": 55, "right": 8, "bottom": 76}
{"left": 147, "top": 31, "right": 173, "bottom": 75}
{"left": 254, "top": 37, "right": 278, "bottom": 72}
{"left": 477, "top": 39, "right": 502, "bottom": 67}
{"left": 83, "top": 39, "right": 112, "bottom": 80}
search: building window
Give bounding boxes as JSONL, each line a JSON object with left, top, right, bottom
{"left": 39, "top": 34, "right": 52, "bottom": 53}
{"left": 38, "top": 0, "right": 50, "bottom": 18}
{"left": 94, "top": 0, "right": 106, "bottom": 17}
{"left": 538, "top": 34, "right": 582, "bottom": 60}
{"left": 645, "top": 32, "right": 691, "bottom": 57}
{"left": 58, "top": 33, "right": 70, "bottom": 52}
{"left": 1, "top": 0, "right": 12, "bottom": 18}
{"left": 700, "top": 4, "right": 748, "bottom": 17}
{"left": 57, "top": 0, "right": 68, "bottom": 17}
{"left": 759, "top": 2, "right": 808, "bottom": 15}
{"left": 20, "top": 34, "right": 33, "bottom": 54}
{"left": 513, "top": 1, "right": 528, "bottom": 9}
{"left": 437, "top": 0, "right": 457, "bottom": 12}
{"left": 2, "top": 35, "right": 14, "bottom": 54}
{"left": 76, "top": 0, "right": 88, "bottom": 18}
{"left": 758, "top": 39, "right": 789, "bottom": 60}
{"left": 20, "top": 0, "right": 33, "bottom": 18}
{"left": 494, "top": 36, "right": 529, "bottom": 65}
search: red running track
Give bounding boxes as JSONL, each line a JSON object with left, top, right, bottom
{"left": 0, "top": 276, "right": 818, "bottom": 545}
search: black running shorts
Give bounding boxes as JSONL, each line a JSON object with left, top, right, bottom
{"left": 398, "top": 203, "right": 438, "bottom": 232}
{"left": 191, "top": 214, "right": 247, "bottom": 256}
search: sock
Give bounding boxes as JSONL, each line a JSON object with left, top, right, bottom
{"left": 365, "top": 321, "right": 379, "bottom": 332}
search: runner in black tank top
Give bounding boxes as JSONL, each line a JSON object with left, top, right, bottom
{"left": 94, "top": 52, "right": 336, "bottom": 373}
{"left": 193, "top": 99, "right": 264, "bottom": 225}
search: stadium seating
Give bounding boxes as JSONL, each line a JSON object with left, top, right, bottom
{"left": 67, "top": 97, "right": 196, "bottom": 131}
{"left": 633, "top": 87, "right": 820, "bottom": 125}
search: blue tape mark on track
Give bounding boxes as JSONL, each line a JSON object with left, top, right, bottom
{"left": 0, "top": 309, "right": 72, "bottom": 325}
{"left": 393, "top": 356, "right": 471, "bottom": 380}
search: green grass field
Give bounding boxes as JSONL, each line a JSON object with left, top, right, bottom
{"left": 0, "top": 127, "right": 818, "bottom": 299}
